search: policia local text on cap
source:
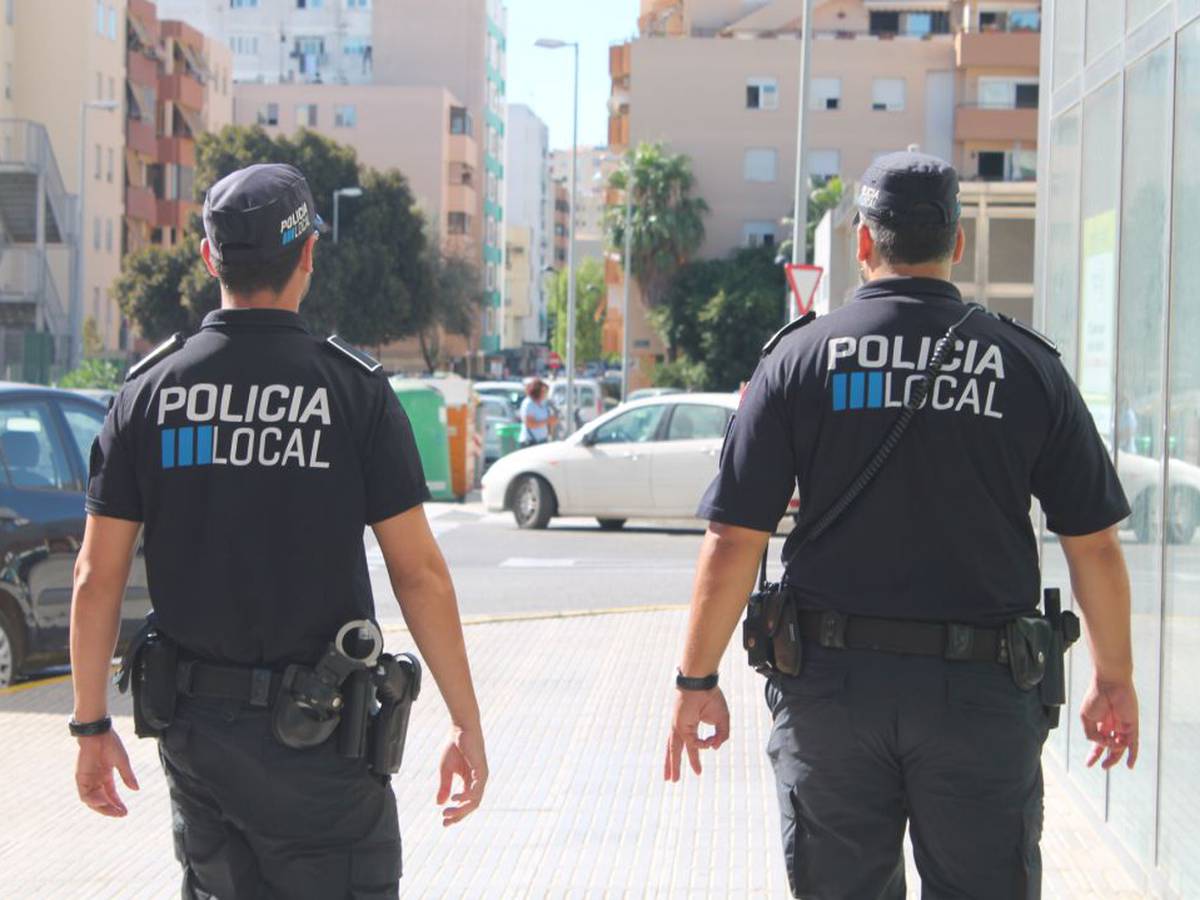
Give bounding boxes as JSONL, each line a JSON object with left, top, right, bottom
{"left": 69, "top": 163, "right": 487, "bottom": 899}
{"left": 665, "top": 152, "right": 1139, "bottom": 899}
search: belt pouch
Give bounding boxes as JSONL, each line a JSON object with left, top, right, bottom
{"left": 368, "top": 654, "right": 421, "bottom": 776}
{"left": 271, "top": 665, "right": 343, "bottom": 750}
{"left": 337, "top": 670, "right": 374, "bottom": 759}
{"left": 770, "top": 595, "right": 803, "bottom": 677}
{"left": 1005, "top": 617, "right": 1051, "bottom": 692}
{"left": 133, "top": 634, "right": 177, "bottom": 738}
{"left": 743, "top": 586, "right": 778, "bottom": 672}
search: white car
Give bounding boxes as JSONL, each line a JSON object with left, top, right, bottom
{"left": 483, "top": 393, "right": 782, "bottom": 530}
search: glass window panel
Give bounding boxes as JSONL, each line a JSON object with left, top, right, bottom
{"left": 1052, "top": 0, "right": 1085, "bottom": 89}
{"left": 1125, "top": 0, "right": 1165, "bottom": 33}
{"left": 593, "top": 404, "right": 666, "bottom": 444}
{"left": 1043, "top": 108, "right": 1082, "bottom": 369}
{"left": 1086, "top": 0, "right": 1123, "bottom": 64}
{"left": 1063, "top": 78, "right": 1121, "bottom": 808}
{"left": 1159, "top": 20, "right": 1200, "bottom": 897}
{"left": 1108, "top": 41, "right": 1172, "bottom": 862}
{"left": 667, "top": 405, "right": 728, "bottom": 441}
{"left": 989, "top": 219, "right": 1035, "bottom": 283}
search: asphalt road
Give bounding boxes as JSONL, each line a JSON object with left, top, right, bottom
{"left": 367, "top": 501, "right": 791, "bottom": 623}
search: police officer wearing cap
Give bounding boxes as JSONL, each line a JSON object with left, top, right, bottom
{"left": 69, "top": 163, "right": 488, "bottom": 898}
{"left": 664, "top": 152, "right": 1139, "bottom": 898}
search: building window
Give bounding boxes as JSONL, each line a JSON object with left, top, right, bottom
{"left": 746, "top": 77, "right": 778, "bottom": 110}
{"left": 5, "top": 0, "right": 12, "bottom": 26}
{"left": 93, "top": 287, "right": 100, "bottom": 321}
{"left": 807, "top": 149, "right": 840, "bottom": 181}
{"left": 296, "top": 103, "right": 318, "bottom": 127}
{"left": 743, "top": 148, "right": 778, "bottom": 183}
{"left": 296, "top": 0, "right": 323, "bottom": 7}
{"left": 346, "top": 0, "right": 369, "bottom": 7}
{"left": 257, "top": 102, "right": 279, "bottom": 126}
{"left": 977, "top": 77, "right": 1040, "bottom": 109}
{"left": 450, "top": 106, "right": 472, "bottom": 135}
{"left": 108, "top": 76, "right": 115, "bottom": 101}
{"left": 293, "top": 37, "right": 326, "bottom": 77}
{"left": 743, "top": 222, "right": 777, "bottom": 248}
{"left": 448, "top": 212, "right": 470, "bottom": 235}
{"left": 334, "top": 104, "right": 356, "bottom": 127}
{"left": 231, "top": 35, "right": 259, "bottom": 56}
{"left": 3, "top": 63, "right": 10, "bottom": 100}
{"left": 344, "top": 38, "right": 369, "bottom": 55}
{"left": 94, "top": 0, "right": 104, "bottom": 34}
{"left": 93, "top": 217, "right": 101, "bottom": 250}
{"left": 107, "top": 6, "right": 117, "bottom": 39}
{"left": 871, "top": 78, "right": 906, "bottom": 111}
{"left": 106, "top": 148, "right": 114, "bottom": 183}
{"left": 810, "top": 77, "right": 841, "bottom": 111}
{"left": 979, "top": 9, "right": 1040, "bottom": 32}
{"left": 95, "top": 144, "right": 102, "bottom": 179}
{"left": 230, "top": 0, "right": 259, "bottom": 7}
{"left": 105, "top": 218, "right": 113, "bottom": 252}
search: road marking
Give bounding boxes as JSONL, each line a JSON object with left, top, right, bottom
{"left": 379, "top": 603, "right": 690, "bottom": 633}
{"left": 0, "top": 672, "right": 71, "bottom": 696}
{"left": 499, "top": 557, "right": 576, "bottom": 568}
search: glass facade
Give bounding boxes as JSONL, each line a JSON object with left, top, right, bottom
{"left": 1038, "top": 4, "right": 1200, "bottom": 894}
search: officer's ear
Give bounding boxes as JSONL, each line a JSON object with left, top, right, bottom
{"left": 200, "top": 238, "right": 220, "bottom": 278}
{"left": 299, "top": 232, "right": 318, "bottom": 275}
{"left": 951, "top": 223, "right": 966, "bottom": 266}
{"left": 855, "top": 218, "right": 874, "bottom": 264}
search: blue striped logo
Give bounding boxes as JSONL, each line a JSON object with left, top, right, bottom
{"left": 161, "top": 426, "right": 215, "bottom": 469}
{"left": 831, "top": 371, "right": 886, "bottom": 412}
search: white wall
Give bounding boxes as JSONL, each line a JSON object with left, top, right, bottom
{"left": 505, "top": 104, "right": 550, "bottom": 344}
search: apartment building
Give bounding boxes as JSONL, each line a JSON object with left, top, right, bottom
{"left": 504, "top": 104, "right": 550, "bottom": 355}
{"left": 155, "top": 0, "right": 374, "bottom": 85}
{"left": 607, "top": 0, "right": 1041, "bottom": 385}
{"left": 372, "top": 0, "right": 508, "bottom": 354}
{"left": 549, "top": 145, "right": 620, "bottom": 257}
{"left": 552, "top": 181, "right": 568, "bottom": 268}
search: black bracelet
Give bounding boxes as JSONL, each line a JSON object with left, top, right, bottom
{"left": 675, "top": 669, "right": 719, "bottom": 691}
{"left": 69, "top": 716, "right": 113, "bottom": 737}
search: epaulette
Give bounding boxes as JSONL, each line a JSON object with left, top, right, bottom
{"left": 761, "top": 311, "right": 817, "bottom": 357}
{"left": 125, "top": 332, "right": 185, "bottom": 381}
{"left": 325, "top": 335, "right": 382, "bottom": 373}
{"left": 995, "top": 313, "right": 1060, "bottom": 357}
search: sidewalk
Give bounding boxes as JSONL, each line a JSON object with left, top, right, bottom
{"left": 0, "top": 608, "right": 1147, "bottom": 898}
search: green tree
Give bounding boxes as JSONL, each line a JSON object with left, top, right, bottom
{"left": 780, "top": 176, "right": 845, "bottom": 263}
{"left": 115, "top": 126, "right": 434, "bottom": 348}
{"left": 57, "top": 358, "right": 125, "bottom": 391}
{"left": 418, "top": 239, "right": 485, "bottom": 373}
{"left": 548, "top": 258, "right": 606, "bottom": 364}
{"left": 606, "top": 143, "right": 708, "bottom": 359}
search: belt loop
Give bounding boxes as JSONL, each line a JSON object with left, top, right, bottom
{"left": 819, "top": 611, "right": 847, "bottom": 649}
{"left": 176, "top": 659, "right": 195, "bottom": 696}
{"left": 249, "top": 668, "right": 273, "bottom": 708}
{"left": 944, "top": 624, "right": 974, "bottom": 661}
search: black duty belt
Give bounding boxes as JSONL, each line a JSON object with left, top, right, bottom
{"left": 798, "top": 610, "right": 1006, "bottom": 664}
{"left": 176, "top": 659, "right": 283, "bottom": 708}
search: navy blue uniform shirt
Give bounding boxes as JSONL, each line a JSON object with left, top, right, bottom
{"left": 86, "top": 308, "right": 430, "bottom": 665}
{"left": 698, "top": 277, "right": 1130, "bottom": 625}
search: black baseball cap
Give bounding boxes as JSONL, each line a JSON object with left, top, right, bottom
{"left": 202, "top": 163, "right": 325, "bottom": 265}
{"left": 855, "top": 151, "right": 960, "bottom": 226}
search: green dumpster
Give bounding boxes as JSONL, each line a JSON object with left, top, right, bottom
{"left": 390, "top": 378, "right": 455, "bottom": 501}
{"left": 495, "top": 422, "right": 521, "bottom": 458}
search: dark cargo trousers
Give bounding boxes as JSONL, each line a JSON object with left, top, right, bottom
{"left": 765, "top": 642, "right": 1050, "bottom": 900}
{"left": 159, "top": 696, "right": 402, "bottom": 900}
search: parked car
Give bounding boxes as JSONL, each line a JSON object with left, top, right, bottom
{"left": 480, "top": 394, "right": 518, "bottom": 464}
{"left": 0, "top": 384, "right": 150, "bottom": 687}
{"left": 627, "top": 387, "right": 684, "bottom": 403}
{"left": 1111, "top": 442, "right": 1200, "bottom": 544}
{"left": 474, "top": 380, "right": 525, "bottom": 414}
{"left": 482, "top": 393, "right": 801, "bottom": 530}
{"left": 547, "top": 378, "right": 605, "bottom": 436}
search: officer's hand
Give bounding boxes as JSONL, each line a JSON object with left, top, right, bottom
{"left": 437, "top": 726, "right": 488, "bottom": 827}
{"left": 75, "top": 729, "right": 139, "bottom": 817}
{"left": 664, "top": 687, "right": 730, "bottom": 782}
{"left": 1080, "top": 677, "right": 1139, "bottom": 771}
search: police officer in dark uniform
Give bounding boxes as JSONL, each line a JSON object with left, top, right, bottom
{"left": 69, "top": 164, "right": 488, "bottom": 898}
{"left": 664, "top": 152, "right": 1139, "bottom": 898}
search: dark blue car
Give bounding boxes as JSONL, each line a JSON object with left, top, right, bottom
{"left": 0, "top": 384, "right": 149, "bottom": 686}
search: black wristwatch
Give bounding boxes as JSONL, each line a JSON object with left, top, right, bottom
{"left": 675, "top": 669, "right": 719, "bottom": 691}
{"left": 69, "top": 716, "right": 113, "bottom": 737}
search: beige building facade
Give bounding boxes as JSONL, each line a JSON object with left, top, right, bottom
{"left": 549, "top": 145, "right": 620, "bottom": 248}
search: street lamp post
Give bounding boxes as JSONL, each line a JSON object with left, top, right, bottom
{"left": 620, "top": 160, "right": 634, "bottom": 403}
{"left": 72, "top": 99, "right": 119, "bottom": 369}
{"left": 789, "top": 0, "right": 816, "bottom": 273}
{"left": 535, "top": 37, "right": 579, "bottom": 434}
{"left": 332, "top": 186, "right": 363, "bottom": 243}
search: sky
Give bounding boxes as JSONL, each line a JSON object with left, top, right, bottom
{"left": 504, "top": 0, "right": 641, "bottom": 151}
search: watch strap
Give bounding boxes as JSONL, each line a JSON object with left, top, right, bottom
{"left": 69, "top": 716, "right": 113, "bottom": 737}
{"left": 675, "top": 669, "right": 719, "bottom": 691}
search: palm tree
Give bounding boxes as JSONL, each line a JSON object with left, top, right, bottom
{"left": 606, "top": 143, "right": 708, "bottom": 360}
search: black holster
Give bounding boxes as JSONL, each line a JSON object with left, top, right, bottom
{"left": 1036, "top": 588, "right": 1081, "bottom": 729}
{"left": 744, "top": 584, "right": 803, "bottom": 677}
{"left": 114, "top": 615, "right": 178, "bottom": 739}
{"left": 367, "top": 653, "right": 422, "bottom": 776}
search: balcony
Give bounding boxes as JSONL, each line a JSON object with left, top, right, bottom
{"left": 609, "top": 43, "right": 631, "bottom": 80}
{"left": 125, "top": 185, "right": 157, "bottom": 223}
{"left": 160, "top": 72, "right": 204, "bottom": 111}
{"left": 126, "top": 118, "right": 157, "bottom": 157}
{"left": 448, "top": 133, "right": 477, "bottom": 168}
{"left": 157, "top": 135, "right": 195, "bottom": 167}
{"left": 128, "top": 0, "right": 157, "bottom": 26}
{"left": 955, "top": 105, "right": 1038, "bottom": 143}
{"left": 447, "top": 183, "right": 476, "bottom": 215}
{"left": 157, "top": 198, "right": 198, "bottom": 229}
{"left": 956, "top": 30, "right": 1040, "bottom": 69}
{"left": 127, "top": 50, "right": 158, "bottom": 89}
{"left": 608, "top": 113, "right": 629, "bottom": 150}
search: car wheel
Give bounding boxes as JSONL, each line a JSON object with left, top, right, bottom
{"left": 512, "top": 475, "right": 554, "bottom": 530}
{"left": 1131, "top": 492, "right": 1156, "bottom": 544}
{"left": 0, "top": 605, "right": 22, "bottom": 689}
{"left": 1165, "top": 487, "right": 1197, "bottom": 545}
{"left": 597, "top": 518, "right": 626, "bottom": 531}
